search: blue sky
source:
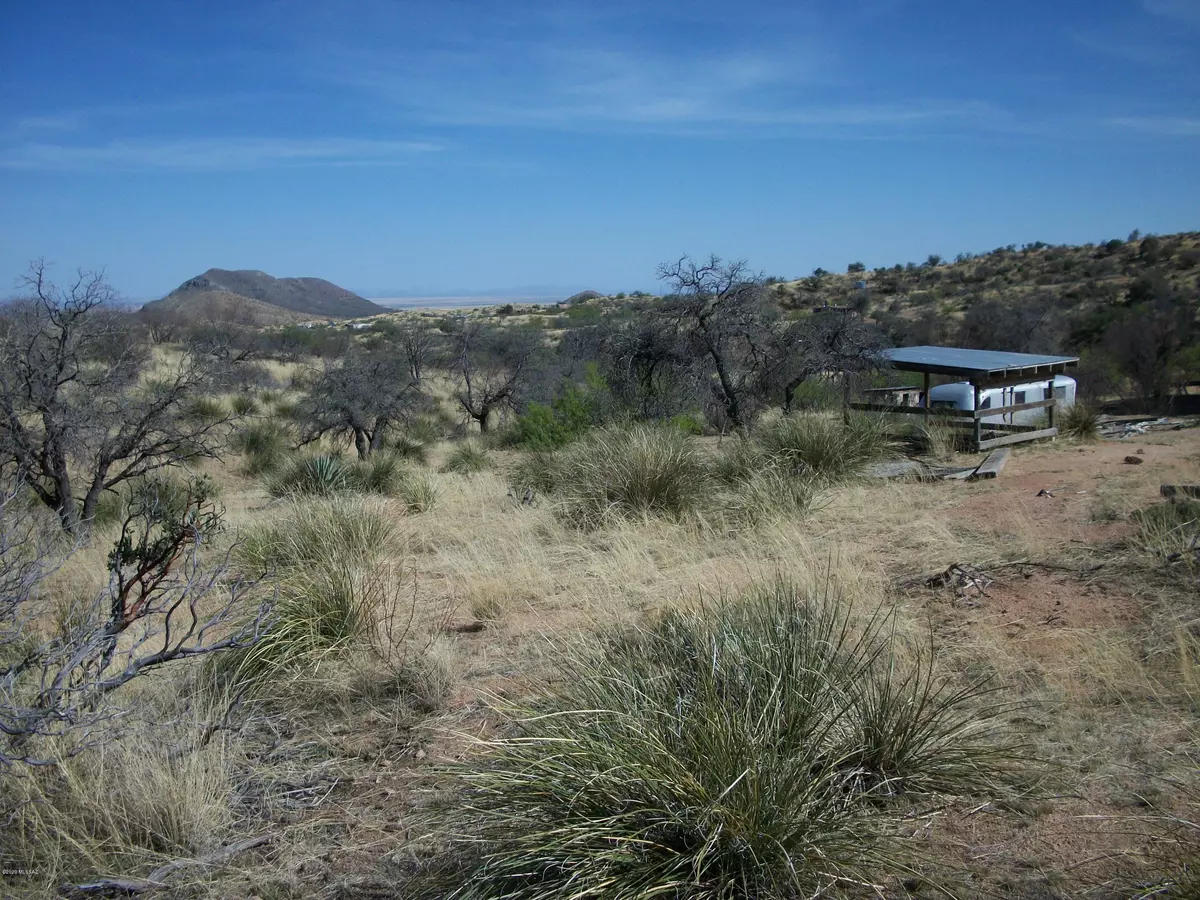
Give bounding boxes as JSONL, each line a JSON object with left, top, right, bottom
{"left": 1, "top": 0, "right": 1198, "bottom": 300}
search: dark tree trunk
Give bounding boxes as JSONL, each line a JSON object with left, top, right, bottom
{"left": 475, "top": 406, "right": 492, "bottom": 433}
{"left": 353, "top": 428, "right": 370, "bottom": 460}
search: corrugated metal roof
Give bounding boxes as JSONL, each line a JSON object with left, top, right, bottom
{"left": 883, "top": 346, "right": 1079, "bottom": 376}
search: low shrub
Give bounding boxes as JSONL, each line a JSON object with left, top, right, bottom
{"left": 440, "top": 580, "right": 1023, "bottom": 899}
{"left": 552, "top": 424, "right": 710, "bottom": 528}
{"left": 441, "top": 442, "right": 493, "bottom": 475}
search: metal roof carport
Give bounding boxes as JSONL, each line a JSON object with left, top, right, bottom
{"left": 862, "top": 346, "right": 1080, "bottom": 451}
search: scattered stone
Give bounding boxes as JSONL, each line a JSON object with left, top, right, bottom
{"left": 1124, "top": 456, "right": 1144, "bottom": 465}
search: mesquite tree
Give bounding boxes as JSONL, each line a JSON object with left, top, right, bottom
{"left": 0, "top": 476, "right": 272, "bottom": 766}
{"left": 450, "top": 320, "right": 543, "bottom": 433}
{"left": 299, "top": 350, "right": 429, "bottom": 458}
{"left": 0, "top": 262, "right": 237, "bottom": 534}
{"left": 657, "top": 255, "right": 780, "bottom": 431}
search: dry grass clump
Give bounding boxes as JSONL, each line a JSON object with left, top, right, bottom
{"left": 756, "top": 412, "right": 895, "bottom": 480}
{"left": 1060, "top": 401, "right": 1100, "bottom": 440}
{"left": 399, "top": 471, "right": 440, "bottom": 513}
{"left": 434, "top": 579, "right": 1024, "bottom": 900}
{"left": 719, "top": 462, "right": 824, "bottom": 525}
{"left": 238, "top": 495, "right": 401, "bottom": 572}
{"left": 550, "top": 424, "right": 712, "bottom": 528}
{"left": 441, "top": 442, "right": 493, "bottom": 474}
{"left": 0, "top": 678, "right": 242, "bottom": 896}
{"left": 232, "top": 420, "right": 292, "bottom": 475}
{"left": 1132, "top": 499, "right": 1200, "bottom": 566}
{"left": 228, "top": 497, "right": 406, "bottom": 682}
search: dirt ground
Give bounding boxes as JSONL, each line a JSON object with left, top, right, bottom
{"left": 24, "top": 427, "right": 1200, "bottom": 900}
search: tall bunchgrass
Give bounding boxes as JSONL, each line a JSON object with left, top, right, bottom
{"left": 441, "top": 442, "right": 493, "bottom": 475}
{"left": 1133, "top": 500, "right": 1200, "bottom": 566}
{"left": 349, "top": 452, "right": 407, "bottom": 496}
{"left": 230, "top": 497, "right": 403, "bottom": 682}
{"left": 440, "top": 580, "right": 1023, "bottom": 900}
{"left": 399, "top": 473, "right": 439, "bottom": 514}
{"left": 232, "top": 420, "right": 292, "bottom": 475}
{"left": 757, "top": 413, "right": 895, "bottom": 481}
{"left": 720, "top": 462, "right": 824, "bottom": 525}
{"left": 550, "top": 424, "right": 711, "bottom": 528}
{"left": 238, "top": 495, "right": 400, "bottom": 572}
{"left": 0, "top": 678, "right": 240, "bottom": 895}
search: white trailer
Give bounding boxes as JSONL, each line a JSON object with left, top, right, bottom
{"left": 928, "top": 375, "right": 1076, "bottom": 425}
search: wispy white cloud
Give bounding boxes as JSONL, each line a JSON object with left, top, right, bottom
{"left": 272, "top": 0, "right": 997, "bottom": 138}
{"left": 1072, "top": 30, "right": 1183, "bottom": 65}
{"left": 0, "top": 137, "right": 442, "bottom": 171}
{"left": 1143, "top": 0, "right": 1200, "bottom": 26}
{"left": 1107, "top": 115, "right": 1200, "bottom": 135}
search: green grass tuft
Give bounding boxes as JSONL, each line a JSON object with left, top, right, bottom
{"left": 439, "top": 580, "right": 1024, "bottom": 899}
{"left": 441, "top": 442, "right": 493, "bottom": 475}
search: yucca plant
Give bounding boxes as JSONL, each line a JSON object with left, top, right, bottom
{"left": 437, "top": 580, "right": 1024, "bottom": 899}
{"left": 265, "top": 454, "right": 352, "bottom": 497}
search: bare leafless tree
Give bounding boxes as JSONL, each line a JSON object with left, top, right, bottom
{"left": 0, "top": 476, "right": 272, "bottom": 767}
{"left": 584, "top": 318, "right": 706, "bottom": 421}
{"left": 376, "top": 318, "right": 440, "bottom": 385}
{"left": 775, "top": 310, "right": 890, "bottom": 414}
{"left": 656, "top": 255, "right": 778, "bottom": 431}
{"left": 449, "top": 320, "right": 542, "bottom": 433}
{"left": 298, "top": 350, "right": 429, "bottom": 458}
{"left": 0, "top": 261, "right": 239, "bottom": 535}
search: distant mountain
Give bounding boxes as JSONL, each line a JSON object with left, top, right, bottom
{"left": 147, "top": 268, "right": 387, "bottom": 320}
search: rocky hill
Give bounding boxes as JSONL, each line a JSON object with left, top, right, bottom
{"left": 767, "top": 231, "right": 1200, "bottom": 355}
{"left": 146, "top": 268, "right": 386, "bottom": 320}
